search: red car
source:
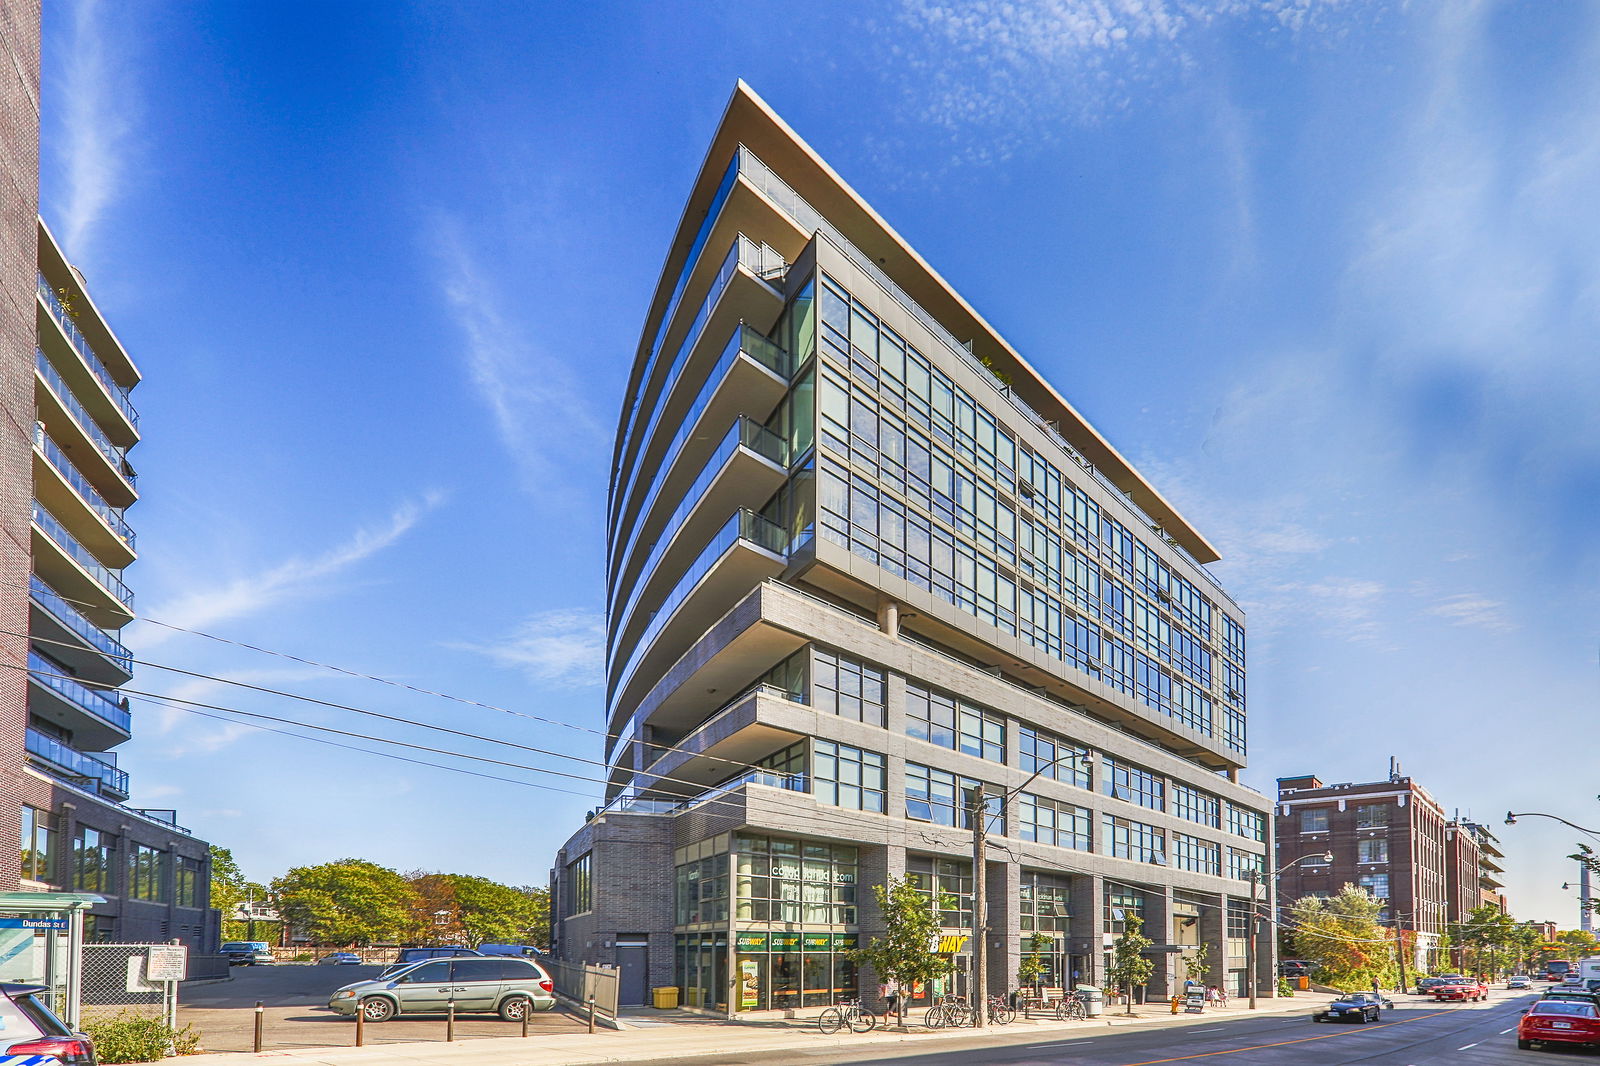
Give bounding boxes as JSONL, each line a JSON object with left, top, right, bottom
{"left": 1433, "top": 978, "right": 1488, "bottom": 1002}
{"left": 1520, "top": 1000, "right": 1600, "bottom": 1051}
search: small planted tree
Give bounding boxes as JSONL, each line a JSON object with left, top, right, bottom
{"left": 851, "top": 876, "right": 953, "bottom": 1027}
{"left": 1183, "top": 943, "right": 1210, "bottom": 989}
{"left": 1018, "top": 932, "right": 1053, "bottom": 992}
{"left": 1107, "top": 915, "right": 1155, "bottom": 1015}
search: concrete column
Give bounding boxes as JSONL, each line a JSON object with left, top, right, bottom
{"left": 986, "top": 858, "right": 1020, "bottom": 997}
{"left": 876, "top": 597, "right": 900, "bottom": 638}
{"left": 856, "top": 842, "right": 906, "bottom": 1009}
{"left": 1069, "top": 872, "right": 1105, "bottom": 989}
{"left": 1144, "top": 887, "right": 1175, "bottom": 1002}
{"left": 1199, "top": 891, "right": 1227, "bottom": 991}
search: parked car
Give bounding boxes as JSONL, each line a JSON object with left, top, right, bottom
{"left": 1415, "top": 976, "right": 1450, "bottom": 996}
{"left": 1433, "top": 977, "right": 1488, "bottom": 1002}
{"left": 0, "top": 982, "right": 96, "bottom": 1064}
{"left": 1279, "top": 959, "right": 1313, "bottom": 978}
{"left": 1540, "top": 989, "right": 1600, "bottom": 1010}
{"left": 378, "top": 947, "right": 484, "bottom": 980}
{"left": 1519, "top": 999, "right": 1600, "bottom": 1051}
{"left": 220, "top": 941, "right": 275, "bottom": 966}
{"left": 477, "top": 943, "right": 543, "bottom": 959}
{"left": 328, "top": 957, "right": 555, "bottom": 1022}
{"left": 318, "top": 952, "right": 361, "bottom": 965}
{"left": 1312, "top": 992, "right": 1390, "bottom": 1023}
{"left": 1509, "top": 975, "right": 1532, "bottom": 990}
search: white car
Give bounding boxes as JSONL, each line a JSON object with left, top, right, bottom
{"left": 1509, "top": 975, "right": 1532, "bottom": 990}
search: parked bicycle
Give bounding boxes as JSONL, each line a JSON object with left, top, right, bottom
{"left": 1054, "top": 991, "right": 1087, "bottom": 1021}
{"left": 818, "top": 997, "right": 876, "bottom": 1034}
{"left": 986, "top": 994, "right": 1017, "bottom": 1025}
{"left": 924, "top": 994, "right": 972, "bottom": 1029}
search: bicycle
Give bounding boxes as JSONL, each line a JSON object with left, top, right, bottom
{"left": 924, "top": 994, "right": 972, "bottom": 1029}
{"left": 986, "top": 994, "right": 1016, "bottom": 1024}
{"left": 817, "top": 998, "right": 876, "bottom": 1035}
{"left": 1054, "top": 992, "right": 1087, "bottom": 1021}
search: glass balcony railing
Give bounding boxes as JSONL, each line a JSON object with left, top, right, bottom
{"left": 31, "top": 500, "right": 133, "bottom": 608}
{"left": 610, "top": 322, "right": 791, "bottom": 587}
{"left": 611, "top": 416, "right": 787, "bottom": 635}
{"left": 614, "top": 234, "right": 786, "bottom": 520}
{"left": 32, "top": 425, "right": 135, "bottom": 549}
{"left": 611, "top": 416, "right": 787, "bottom": 630}
{"left": 29, "top": 575, "right": 132, "bottom": 672}
{"left": 37, "top": 273, "right": 138, "bottom": 430}
{"left": 27, "top": 650, "right": 132, "bottom": 733}
{"left": 25, "top": 728, "right": 128, "bottom": 798}
{"left": 607, "top": 769, "right": 807, "bottom": 818}
{"left": 610, "top": 508, "right": 790, "bottom": 701}
{"left": 35, "top": 350, "right": 137, "bottom": 489}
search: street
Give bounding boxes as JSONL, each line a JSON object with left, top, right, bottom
{"left": 636, "top": 992, "right": 1545, "bottom": 1066}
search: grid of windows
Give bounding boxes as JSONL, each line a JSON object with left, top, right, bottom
{"left": 568, "top": 852, "right": 593, "bottom": 915}
{"left": 1359, "top": 838, "right": 1389, "bottom": 864}
{"left": 1356, "top": 804, "right": 1390, "bottom": 828}
{"left": 1173, "top": 784, "right": 1221, "bottom": 828}
{"left": 1300, "top": 808, "right": 1330, "bottom": 833}
{"left": 128, "top": 844, "right": 166, "bottom": 902}
{"left": 1227, "top": 805, "right": 1266, "bottom": 842}
{"left": 812, "top": 740, "right": 886, "bottom": 812}
{"left": 812, "top": 650, "right": 886, "bottom": 727}
{"left": 735, "top": 834, "right": 857, "bottom": 925}
{"left": 74, "top": 827, "right": 114, "bottom": 894}
{"left": 905, "top": 684, "right": 1004, "bottom": 763}
{"left": 1227, "top": 848, "right": 1263, "bottom": 881}
{"left": 1102, "top": 815, "right": 1165, "bottom": 864}
{"left": 816, "top": 274, "right": 1244, "bottom": 750}
{"left": 1173, "top": 834, "right": 1221, "bottom": 876}
{"left": 19, "top": 806, "right": 55, "bottom": 884}
{"left": 1018, "top": 727, "right": 1091, "bottom": 788}
{"left": 1018, "top": 794, "right": 1092, "bottom": 851}
{"left": 1104, "top": 759, "right": 1165, "bottom": 811}
{"left": 1106, "top": 888, "right": 1145, "bottom": 928}
{"left": 904, "top": 764, "right": 995, "bottom": 828}
{"left": 907, "top": 855, "right": 972, "bottom": 928}
{"left": 175, "top": 856, "right": 201, "bottom": 907}
{"left": 1359, "top": 873, "right": 1390, "bottom": 899}
{"left": 1020, "top": 872, "right": 1072, "bottom": 932}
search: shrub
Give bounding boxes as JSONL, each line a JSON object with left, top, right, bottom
{"left": 1277, "top": 977, "right": 1296, "bottom": 997}
{"left": 82, "top": 1012, "right": 202, "bottom": 1063}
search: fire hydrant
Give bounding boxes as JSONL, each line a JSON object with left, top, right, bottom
{"left": 1170, "top": 994, "right": 1182, "bottom": 1014}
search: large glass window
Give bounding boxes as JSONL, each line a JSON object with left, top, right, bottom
{"left": 812, "top": 650, "right": 886, "bottom": 727}
{"left": 734, "top": 833, "right": 856, "bottom": 925}
{"left": 1358, "top": 873, "right": 1390, "bottom": 899}
{"left": 175, "top": 856, "right": 201, "bottom": 907}
{"left": 1103, "top": 759, "right": 1164, "bottom": 811}
{"left": 906, "top": 855, "right": 972, "bottom": 928}
{"left": 568, "top": 852, "right": 593, "bottom": 916}
{"left": 812, "top": 741, "right": 886, "bottom": 812}
{"left": 1173, "top": 784, "right": 1221, "bottom": 828}
{"left": 74, "top": 826, "right": 114, "bottom": 893}
{"left": 1226, "top": 805, "right": 1265, "bottom": 842}
{"left": 19, "top": 806, "right": 55, "bottom": 884}
{"left": 1355, "top": 804, "right": 1389, "bottom": 828}
{"left": 1018, "top": 794, "right": 1091, "bottom": 850}
{"left": 1102, "top": 815, "right": 1165, "bottom": 864}
{"left": 1018, "top": 727, "right": 1091, "bottom": 788}
{"left": 905, "top": 684, "right": 1004, "bottom": 763}
{"left": 1228, "top": 849, "right": 1263, "bottom": 881}
{"left": 128, "top": 843, "right": 166, "bottom": 901}
{"left": 1300, "top": 808, "right": 1330, "bottom": 833}
{"left": 904, "top": 763, "right": 996, "bottom": 828}
{"left": 1020, "top": 872, "right": 1072, "bottom": 932}
{"left": 1359, "top": 838, "right": 1389, "bottom": 864}
{"left": 1173, "top": 834, "right": 1221, "bottom": 876}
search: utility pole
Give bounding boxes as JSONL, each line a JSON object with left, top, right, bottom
{"left": 1582, "top": 858, "right": 1593, "bottom": 936}
{"left": 969, "top": 786, "right": 988, "bottom": 1030}
{"left": 1394, "top": 914, "right": 1409, "bottom": 994}
{"left": 246, "top": 887, "right": 256, "bottom": 941}
{"left": 1247, "top": 866, "right": 1259, "bottom": 1010}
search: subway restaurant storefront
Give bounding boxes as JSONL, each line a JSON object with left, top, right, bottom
{"left": 734, "top": 930, "right": 858, "bottom": 1010}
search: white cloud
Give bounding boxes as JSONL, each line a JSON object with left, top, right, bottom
{"left": 1425, "top": 593, "right": 1514, "bottom": 633}
{"left": 53, "top": 0, "right": 135, "bottom": 257}
{"left": 139, "top": 494, "right": 441, "bottom": 647}
{"left": 453, "top": 610, "right": 605, "bottom": 689}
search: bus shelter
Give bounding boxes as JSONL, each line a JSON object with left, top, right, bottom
{"left": 0, "top": 892, "right": 103, "bottom": 1026}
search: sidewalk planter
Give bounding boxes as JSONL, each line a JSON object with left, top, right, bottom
{"left": 654, "top": 987, "right": 680, "bottom": 1009}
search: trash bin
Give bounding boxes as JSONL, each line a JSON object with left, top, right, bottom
{"left": 1078, "top": 985, "right": 1104, "bottom": 1018}
{"left": 1297, "top": 977, "right": 1310, "bottom": 991}
{"left": 653, "top": 986, "right": 680, "bottom": 1009}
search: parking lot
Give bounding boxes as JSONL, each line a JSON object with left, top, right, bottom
{"left": 180, "top": 962, "right": 594, "bottom": 1053}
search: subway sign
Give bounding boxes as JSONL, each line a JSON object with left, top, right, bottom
{"left": 936, "top": 934, "right": 969, "bottom": 953}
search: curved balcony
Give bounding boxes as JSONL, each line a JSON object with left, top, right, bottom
{"left": 31, "top": 500, "right": 134, "bottom": 627}
{"left": 29, "top": 575, "right": 132, "bottom": 684}
{"left": 25, "top": 728, "right": 129, "bottom": 801}
{"left": 608, "top": 416, "right": 788, "bottom": 650}
{"left": 27, "top": 649, "right": 131, "bottom": 750}
{"left": 33, "top": 424, "right": 135, "bottom": 566}
{"left": 35, "top": 350, "right": 138, "bottom": 501}
{"left": 608, "top": 323, "right": 791, "bottom": 598}
{"left": 37, "top": 272, "right": 138, "bottom": 440}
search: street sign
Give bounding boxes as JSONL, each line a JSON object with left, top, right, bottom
{"left": 146, "top": 945, "right": 188, "bottom": 981}
{"left": 0, "top": 918, "right": 69, "bottom": 931}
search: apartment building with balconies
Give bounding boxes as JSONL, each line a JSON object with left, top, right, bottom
{"left": 1, "top": 3, "right": 213, "bottom": 948}
{"left": 552, "top": 82, "right": 1272, "bottom": 1014}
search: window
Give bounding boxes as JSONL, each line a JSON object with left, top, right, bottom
{"left": 1106, "top": 889, "right": 1144, "bottom": 930}
{"left": 905, "top": 684, "right": 1004, "bottom": 763}
{"left": 1173, "top": 785, "right": 1221, "bottom": 828}
{"left": 175, "top": 855, "right": 201, "bottom": 907}
{"left": 127, "top": 843, "right": 166, "bottom": 901}
{"left": 1018, "top": 727, "right": 1091, "bottom": 788}
{"left": 568, "top": 853, "right": 593, "bottom": 916}
{"left": 675, "top": 841, "right": 728, "bottom": 926}
{"left": 812, "top": 741, "right": 886, "bottom": 812}
{"left": 19, "top": 806, "right": 56, "bottom": 884}
{"left": 1359, "top": 874, "right": 1389, "bottom": 900}
{"left": 1102, "top": 815, "right": 1165, "bottom": 864}
{"left": 74, "top": 827, "right": 115, "bottom": 893}
{"left": 1228, "top": 849, "right": 1264, "bottom": 881}
{"left": 1227, "top": 805, "right": 1265, "bottom": 842}
{"left": 1020, "top": 872, "right": 1072, "bottom": 932}
{"left": 812, "top": 650, "right": 886, "bottom": 726}
{"left": 1355, "top": 804, "right": 1389, "bottom": 828}
{"left": 1300, "top": 808, "right": 1330, "bottom": 833}
{"left": 1103, "top": 759, "right": 1164, "bottom": 811}
{"left": 401, "top": 961, "right": 450, "bottom": 983}
{"left": 735, "top": 834, "right": 856, "bottom": 925}
{"left": 1018, "top": 794, "right": 1091, "bottom": 850}
{"left": 907, "top": 855, "right": 972, "bottom": 928}
{"left": 1358, "top": 838, "right": 1388, "bottom": 864}
{"left": 904, "top": 763, "right": 998, "bottom": 828}
{"left": 1173, "top": 834, "right": 1221, "bottom": 876}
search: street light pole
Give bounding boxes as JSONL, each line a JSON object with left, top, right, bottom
{"left": 1249, "top": 851, "right": 1333, "bottom": 1010}
{"left": 1506, "top": 811, "right": 1600, "bottom": 934}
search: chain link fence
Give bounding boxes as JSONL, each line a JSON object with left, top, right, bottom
{"left": 81, "top": 943, "right": 178, "bottom": 1028}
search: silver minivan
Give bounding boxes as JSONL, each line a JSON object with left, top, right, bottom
{"left": 328, "top": 957, "right": 556, "bottom": 1022}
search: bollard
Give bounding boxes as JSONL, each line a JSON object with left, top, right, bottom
{"left": 253, "top": 1001, "right": 264, "bottom": 1053}
{"left": 447, "top": 999, "right": 456, "bottom": 1042}
{"left": 588, "top": 994, "right": 596, "bottom": 1034}
{"left": 355, "top": 1005, "right": 365, "bottom": 1047}
{"left": 521, "top": 1005, "right": 529, "bottom": 1038}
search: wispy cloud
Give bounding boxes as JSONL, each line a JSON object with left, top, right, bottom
{"left": 140, "top": 494, "right": 441, "bottom": 647}
{"left": 52, "top": 0, "right": 135, "bottom": 257}
{"left": 432, "top": 218, "right": 607, "bottom": 504}
{"left": 453, "top": 609, "right": 605, "bottom": 689}
{"left": 1425, "top": 593, "right": 1515, "bottom": 633}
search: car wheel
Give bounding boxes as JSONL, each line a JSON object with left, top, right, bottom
{"left": 1517, "top": 1039, "right": 1531, "bottom": 1050}
{"left": 499, "top": 995, "right": 531, "bottom": 1023}
{"left": 360, "top": 997, "right": 396, "bottom": 1023}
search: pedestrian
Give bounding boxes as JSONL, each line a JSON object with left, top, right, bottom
{"left": 879, "top": 982, "right": 899, "bottom": 1022}
{"left": 1371, "top": 978, "right": 1381, "bottom": 994}
{"left": 1205, "top": 985, "right": 1218, "bottom": 1006}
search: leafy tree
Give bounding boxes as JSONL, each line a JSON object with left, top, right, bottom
{"left": 1106, "top": 914, "right": 1155, "bottom": 1014}
{"left": 1450, "top": 905, "right": 1519, "bottom": 977}
{"left": 1287, "top": 884, "right": 1395, "bottom": 990}
{"left": 272, "top": 859, "right": 418, "bottom": 946}
{"left": 1017, "top": 932, "right": 1052, "bottom": 990}
{"left": 1183, "top": 943, "right": 1210, "bottom": 988}
{"left": 850, "top": 877, "right": 953, "bottom": 1026}
{"left": 407, "top": 873, "right": 548, "bottom": 946}
{"left": 1554, "top": 929, "right": 1600, "bottom": 959}
{"left": 515, "top": 885, "right": 551, "bottom": 948}
{"left": 211, "top": 846, "right": 273, "bottom": 942}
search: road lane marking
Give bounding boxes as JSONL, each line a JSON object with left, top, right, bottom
{"left": 1501, "top": 1027, "right": 1515, "bottom": 1033}
{"left": 1112, "top": 1011, "right": 1448, "bottom": 1065}
{"left": 1191, "top": 1027, "right": 1225, "bottom": 1033}
{"left": 1459, "top": 1043, "right": 1479, "bottom": 1049}
{"left": 1035, "top": 1041, "right": 1094, "bottom": 1048}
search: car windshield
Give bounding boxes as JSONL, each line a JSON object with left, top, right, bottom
{"left": 1534, "top": 1002, "right": 1598, "bottom": 1017}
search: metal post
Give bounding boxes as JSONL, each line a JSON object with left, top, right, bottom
{"left": 1247, "top": 868, "right": 1259, "bottom": 1011}
{"left": 1394, "top": 915, "right": 1410, "bottom": 994}
{"left": 521, "top": 1005, "right": 529, "bottom": 1038}
{"left": 447, "top": 999, "right": 456, "bottom": 1041}
{"left": 588, "top": 993, "right": 597, "bottom": 1034}
{"left": 969, "top": 786, "right": 987, "bottom": 1030}
{"left": 355, "top": 1006, "right": 365, "bottom": 1047}
{"left": 253, "top": 1001, "right": 264, "bottom": 1052}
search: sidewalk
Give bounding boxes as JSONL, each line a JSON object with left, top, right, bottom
{"left": 173, "top": 991, "right": 1339, "bottom": 1065}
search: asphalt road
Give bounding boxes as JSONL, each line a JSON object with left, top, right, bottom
{"left": 179, "top": 962, "right": 587, "bottom": 1053}
{"left": 642, "top": 991, "right": 1549, "bottom": 1066}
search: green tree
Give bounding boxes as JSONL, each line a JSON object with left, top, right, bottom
{"left": 1017, "top": 932, "right": 1052, "bottom": 990}
{"left": 1554, "top": 929, "right": 1600, "bottom": 959}
{"left": 407, "top": 873, "right": 548, "bottom": 946}
{"left": 850, "top": 877, "right": 952, "bottom": 1026}
{"left": 1106, "top": 914, "right": 1155, "bottom": 1014}
{"left": 1183, "top": 943, "right": 1210, "bottom": 988}
{"left": 1287, "top": 884, "right": 1395, "bottom": 990}
{"left": 516, "top": 885, "right": 551, "bottom": 948}
{"left": 1450, "top": 905, "right": 1519, "bottom": 978}
{"left": 272, "top": 859, "right": 418, "bottom": 946}
{"left": 210, "top": 845, "right": 273, "bottom": 942}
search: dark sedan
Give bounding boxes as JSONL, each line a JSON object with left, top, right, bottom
{"left": 1314, "top": 992, "right": 1390, "bottom": 1023}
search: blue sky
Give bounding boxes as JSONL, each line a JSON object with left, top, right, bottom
{"left": 41, "top": 1, "right": 1598, "bottom": 925}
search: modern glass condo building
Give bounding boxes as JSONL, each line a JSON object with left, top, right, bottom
{"left": 552, "top": 82, "right": 1272, "bottom": 1015}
